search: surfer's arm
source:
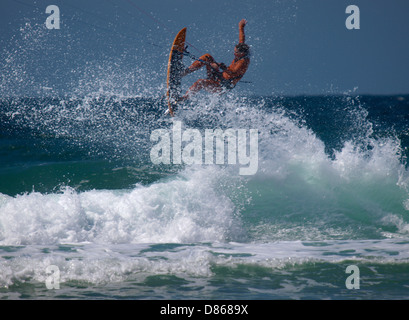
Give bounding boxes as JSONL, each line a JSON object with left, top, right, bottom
{"left": 239, "top": 19, "right": 247, "bottom": 44}
{"left": 223, "top": 59, "right": 247, "bottom": 79}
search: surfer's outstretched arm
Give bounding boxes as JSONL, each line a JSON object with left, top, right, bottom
{"left": 239, "top": 19, "right": 247, "bottom": 44}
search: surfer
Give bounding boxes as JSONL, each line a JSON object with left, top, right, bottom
{"left": 180, "top": 19, "right": 250, "bottom": 100}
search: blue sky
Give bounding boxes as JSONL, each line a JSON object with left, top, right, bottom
{"left": 1, "top": 0, "right": 408, "bottom": 96}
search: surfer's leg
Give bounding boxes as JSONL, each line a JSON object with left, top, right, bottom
{"left": 180, "top": 79, "right": 221, "bottom": 101}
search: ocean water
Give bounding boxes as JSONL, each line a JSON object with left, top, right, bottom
{"left": 1, "top": 93, "right": 409, "bottom": 300}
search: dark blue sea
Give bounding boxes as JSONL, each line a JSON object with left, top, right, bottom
{"left": 1, "top": 93, "right": 409, "bottom": 299}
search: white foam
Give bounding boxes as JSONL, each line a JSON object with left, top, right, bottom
{"left": 2, "top": 239, "right": 409, "bottom": 288}
{"left": 0, "top": 167, "right": 243, "bottom": 246}
{"left": 2, "top": 95, "right": 409, "bottom": 246}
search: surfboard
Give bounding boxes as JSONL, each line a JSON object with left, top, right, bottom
{"left": 166, "top": 27, "right": 187, "bottom": 117}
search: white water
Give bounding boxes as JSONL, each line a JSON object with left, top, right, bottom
{"left": 1, "top": 96, "right": 409, "bottom": 247}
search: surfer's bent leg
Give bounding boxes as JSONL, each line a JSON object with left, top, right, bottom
{"left": 181, "top": 79, "right": 222, "bottom": 101}
{"left": 180, "top": 54, "right": 222, "bottom": 101}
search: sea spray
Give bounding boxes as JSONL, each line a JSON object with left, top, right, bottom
{"left": 1, "top": 94, "right": 409, "bottom": 299}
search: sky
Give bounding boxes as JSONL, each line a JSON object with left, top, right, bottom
{"left": 0, "top": 0, "right": 408, "bottom": 96}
